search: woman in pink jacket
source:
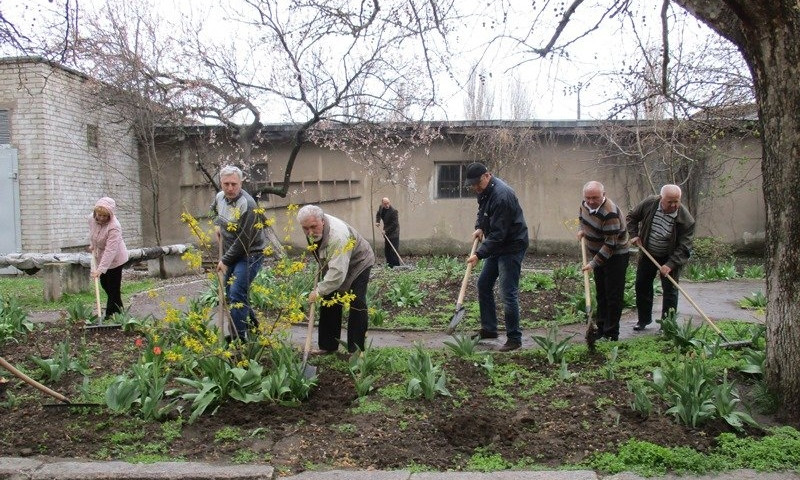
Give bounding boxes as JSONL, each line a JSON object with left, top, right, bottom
{"left": 88, "top": 197, "right": 129, "bottom": 319}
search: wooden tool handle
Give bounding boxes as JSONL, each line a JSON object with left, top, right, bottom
{"left": 90, "top": 255, "right": 102, "bottom": 317}
{"left": 456, "top": 238, "right": 480, "bottom": 307}
{"left": 580, "top": 237, "right": 591, "bottom": 310}
{"left": 638, "top": 244, "right": 725, "bottom": 336}
{"left": 0, "top": 355, "right": 70, "bottom": 403}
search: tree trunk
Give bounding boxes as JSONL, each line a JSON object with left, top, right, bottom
{"left": 753, "top": 24, "right": 800, "bottom": 423}
{"left": 674, "top": 1, "right": 800, "bottom": 421}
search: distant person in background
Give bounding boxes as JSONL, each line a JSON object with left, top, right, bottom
{"left": 375, "top": 197, "right": 401, "bottom": 267}
{"left": 577, "top": 181, "right": 630, "bottom": 341}
{"left": 88, "top": 197, "right": 129, "bottom": 319}
{"left": 627, "top": 184, "right": 695, "bottom": 331}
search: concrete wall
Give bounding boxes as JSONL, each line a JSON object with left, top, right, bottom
{"left": 143, "top": 125, "right": 765, "bottom": 257}
{"left": 0, "top": 58, "right": 142, "bottom": 253}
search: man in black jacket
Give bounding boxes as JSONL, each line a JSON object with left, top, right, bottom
{"left": 375, "top": 197, "right": 401, "bottom": 267}
{"left": 465, "top": 163, "right": 529, "bottom": 351}
{"left": 627, "top": 184, "right": 695, "bottom": 331}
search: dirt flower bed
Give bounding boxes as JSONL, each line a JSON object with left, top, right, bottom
{"left": 0, "top": 255, "right": 778, "bottom": 475}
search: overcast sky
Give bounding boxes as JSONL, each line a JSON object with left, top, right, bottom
{"left": 5, "top": 0, "right": 725, "bottom": 122}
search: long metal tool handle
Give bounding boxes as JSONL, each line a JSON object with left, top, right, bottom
{"left": 456, "top": 238, "right": 480, "bottom": 308}
{"left": 580, "top": 237, "right": 592, "bottom": 317}
{"left": 638, "top": 243, "right": 727, "bottom": 338}
{"left": 91, "top": 255, "right": 102, "bottom": 318}
{"left": 0, "top": 355, "right": 71, "bottom": 404}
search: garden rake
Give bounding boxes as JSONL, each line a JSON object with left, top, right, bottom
{"left": 379, "top": 227, "right": 412, "bottom": 270}
{"left": 84, "top": 254, "right": 121, "bottom": 331}
{"left": 638, "top": 244, "right": 751, "bottom": 349}
{"left": 446, "top": 237, "right": 480, "bottom": 335}
{"left": 581, "top": 237, "right": 598, "bottom": 351}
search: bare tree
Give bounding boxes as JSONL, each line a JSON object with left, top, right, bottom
{"left": 68, "top": 2, "right": 193, "bottom": 277}
{"left": 463, "top": 64, "right": 495, "bottom": 120}
{"left": 595, "top": 24, "right": 758, "bottom": 216}
{"left": 0, "top": 1, "right": 80, "bottom": 62}
{"left": 154, "top": 0, "right": 459, "bottom": 200}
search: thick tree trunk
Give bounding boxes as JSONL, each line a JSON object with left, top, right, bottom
{"left": 675, "top": 1, "right": 800, "bottom": 421}
{"left": 755, "top": 28, "right": 800, "bottom": 423}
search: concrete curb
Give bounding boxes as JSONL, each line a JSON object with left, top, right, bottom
{"left": 0, "top": 457, "right": 273, "bottom": 480}
{"left": 2, "top": 458, "right": 798, "bottom": 480}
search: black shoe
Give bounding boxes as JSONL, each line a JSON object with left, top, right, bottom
{"left": 472, "top": 329, "right": 498, "bottom": 340}
{"left": 633, "top": 323, "right": 648, "bottom": 331}
{"left": 498, "top": 340, "right": 521, "bottom": 352}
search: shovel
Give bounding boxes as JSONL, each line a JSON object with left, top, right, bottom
{"left": 638, "top": 244, "right": 751, "bottom": 349}
{"left": 301, "top": 274, "right": 321, "bottom": 379}
{"left": 216, "top": 232, "right": 238, "bottom": 340}
{"left": 300, "top": 300, "right": 318, "bottom": 379}
{"left": 446, "top": 237, "right": 480, "bottom": 335}
{"left": 581, "top": 237, "right": 598, "bottom": 350}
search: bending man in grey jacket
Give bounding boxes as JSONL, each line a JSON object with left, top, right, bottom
{"left": 298, "top": 205, "right": 375, "bottom": 353}
{"left": 626, "top": 184, "right": 695, "bottom": 331}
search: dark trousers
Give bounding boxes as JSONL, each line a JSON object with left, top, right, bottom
{"left": 318, "top": 267, "right": 371, "bottom": 353}
{"left": 384, "top": 236, "right": 400, "bottom": 267}
{"left": 99, "top": 265, "right": 124, "bottom": 319}
{"left": 593, "top": 253, "right": 629, "bottom": 339}
{"left": 635, "top": 253, "right": 680, "bottom": 325}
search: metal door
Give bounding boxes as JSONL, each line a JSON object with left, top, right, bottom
{"left": 0, "top": 148, "right": 21, "bottom": 274}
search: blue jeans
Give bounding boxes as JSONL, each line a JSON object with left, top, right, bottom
{"left": 225, "top": 254, "right": 263, "bottom": 339}
{"left": 477, "top": 250, "right": 525, "bottom": 342}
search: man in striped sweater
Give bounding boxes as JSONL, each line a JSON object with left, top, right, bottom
{"left": 626, "top": 184, "right": 696, "bottom": 331}
{"left": 578, "top": 181, "right": 630, "bottom": 341}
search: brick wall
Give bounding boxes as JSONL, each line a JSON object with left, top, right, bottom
{"left": 0, "top": 58, "right": 142, "bottom": 252}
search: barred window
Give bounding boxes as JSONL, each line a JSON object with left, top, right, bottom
{"left": 435, "top": 163, "right": 473, "bottom": 199}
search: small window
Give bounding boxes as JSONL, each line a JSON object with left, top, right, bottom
{"left": 87, "top": 124, "right": 99, "bottom": 148}
{"left": 0, "top": 110, "right": 10, "bottom": 144}
{"left": 436, "top": 163, "right": 473, "bottom": 199}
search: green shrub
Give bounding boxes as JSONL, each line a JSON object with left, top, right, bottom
{"left": 692, "top": 237, "right": 734, "bottom": 264}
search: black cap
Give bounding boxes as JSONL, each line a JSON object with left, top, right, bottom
{"left": 464, "top": 162, "right": 488, "bottom": 186}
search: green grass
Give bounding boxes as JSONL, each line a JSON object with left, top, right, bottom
{"left": 0, "top": 275, "right": 156, "bottom": 311}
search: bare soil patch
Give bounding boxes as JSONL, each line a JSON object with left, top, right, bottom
{"left": 0, "top": 254, "right": 770, "bottom": 475}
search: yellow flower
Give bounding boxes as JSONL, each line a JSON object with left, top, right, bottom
{"left": 306, "top": 243, "right": 318, "bottom": 252}
{"left": 165, "top": 351, "right": 183, "bottom": 363}
{"left": 226, "top": 222, "right": 238, "bottom": 232}
{"left": 263, "top": 245, "right": 274, "bottom": 256}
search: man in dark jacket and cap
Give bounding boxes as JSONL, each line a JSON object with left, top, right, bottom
{"left": 464, "top": 162, "right": 529, "bottom": 351}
